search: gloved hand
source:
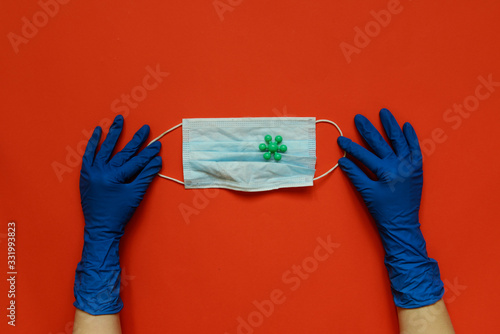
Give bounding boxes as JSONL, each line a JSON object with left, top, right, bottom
{"left": 337, "top": 109, "right": 444, "bottom": 308}
{"left": 74, "top": 115, "right": 162, "bottom": 315}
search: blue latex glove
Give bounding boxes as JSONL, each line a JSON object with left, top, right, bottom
{"left": 74, "top": 115, "right": 162, "bottom": 315}
{"left": 337, "top": 109, "right": 444, "bottom": 308}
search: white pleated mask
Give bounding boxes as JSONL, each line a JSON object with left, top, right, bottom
{"left": 149, "top": 117, "right": 344, "bottom": 192}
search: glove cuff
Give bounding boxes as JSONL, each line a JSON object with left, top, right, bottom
{"left": 385, "top": 256, "right": 445, "bottom": 308}
{"left": 73, "top": 238, "right": 123, "bottom": 315}
{"left": 378, "top": 222, "right": 445, "bottom": 308}
{"left": 73, "top": 266, "right": 124, "bottom": 315}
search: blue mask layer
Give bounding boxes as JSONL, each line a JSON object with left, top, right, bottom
{"left": 182, "top": 117, "right": 316, "bottom": 191}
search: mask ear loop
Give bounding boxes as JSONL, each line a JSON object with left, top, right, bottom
{"left": 147, "top": 123, "right": 185, "bottom": 185}
{"left": 313, "top": 120, "right": 346, "bottom": 181}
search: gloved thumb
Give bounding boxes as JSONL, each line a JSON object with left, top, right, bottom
{"left": 338, "top": 157, "right": 373, "bottom": 192}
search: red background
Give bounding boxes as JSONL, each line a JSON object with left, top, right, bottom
{"left": 1, "top": 0, "right": 499, "bottom": 333}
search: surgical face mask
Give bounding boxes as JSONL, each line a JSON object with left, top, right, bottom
{"left": 149, "top": 117, "right": 345, "bottom": 192}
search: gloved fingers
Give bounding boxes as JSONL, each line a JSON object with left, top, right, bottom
{"left": 354, "top": 114, "right": 394, "bottom": 159}
{"left": 338, "top": 157, "right": 374, "bottom": 192}
{"left": 110, "top": 124, "right": 150, "bottom": 167}
{"left": 133, "top": 156, "right": 162, "bottom": 188}
{"left": 96, "top": 115, "right": 124, "bottom": 163}
{"left": 380, "top": 108, "right": 409, "bottom": 157}
{"left": 338, "top": 136, "right": 383, "bottom": 176}
{"left": 82, "top": 126, "right": 102, "bottom": 166}
{"left": 403, "top": 122, "right": 423, "bottom": 168}
{"left": 116, "top": 141, "right": 161, "bottom": 182}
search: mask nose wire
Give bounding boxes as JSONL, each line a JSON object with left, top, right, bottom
{"left": 313, "top": 120, "right": 346, "bottom": 181}
{"left": 147, "top": 122, "right": 185, "bottom": 185}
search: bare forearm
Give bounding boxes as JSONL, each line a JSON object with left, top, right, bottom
{"left": 73, "top": 309, "right": 122, "bottom": 334}
{"left": 397, "top": 299, "right": 454, "bottom": 334}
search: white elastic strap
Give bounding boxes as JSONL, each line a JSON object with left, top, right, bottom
{"left": 147, "top": 123, "right": 185, "bottom": 185}
{"left": 313, "top": 119, "right": 346, "bottom": 181}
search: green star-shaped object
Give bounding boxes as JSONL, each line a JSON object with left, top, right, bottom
{"left": 259, "top": 135, "right": 287, "bottom": 161}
